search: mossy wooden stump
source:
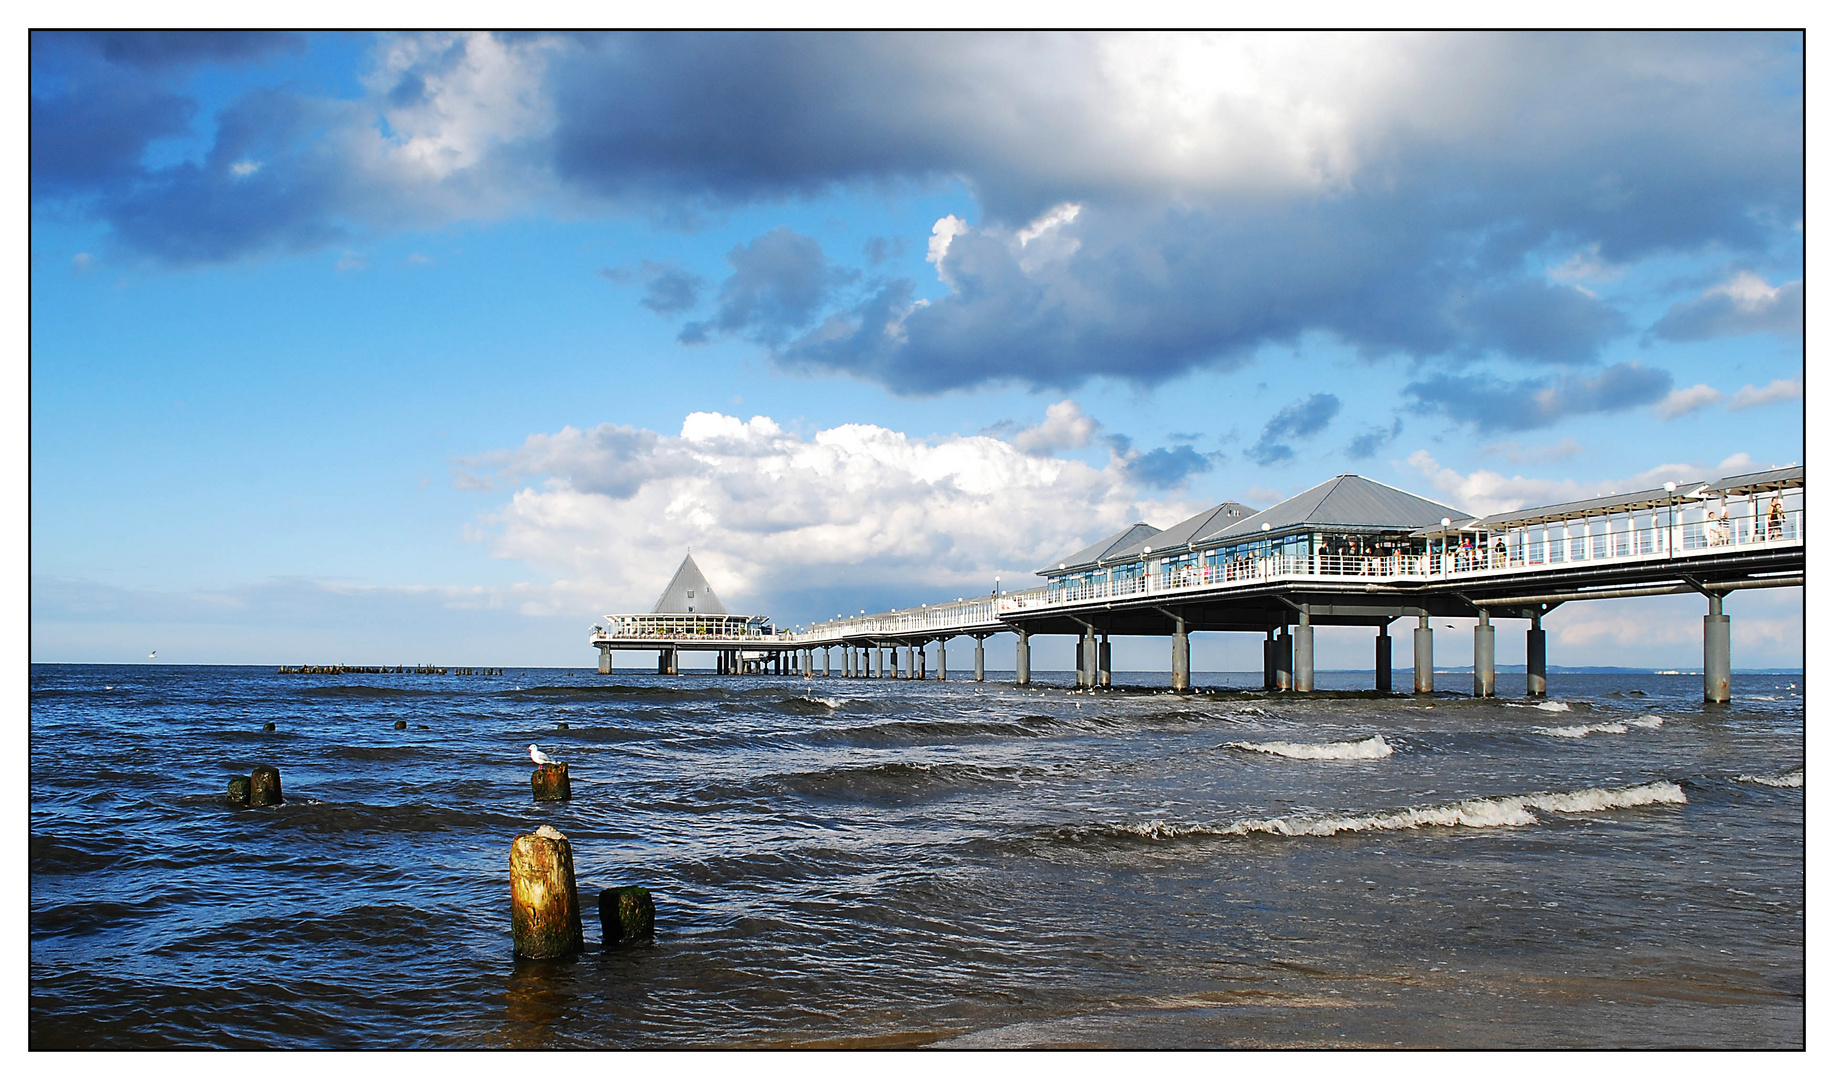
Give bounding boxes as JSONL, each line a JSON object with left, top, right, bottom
{"left": 227, "top": 776, "right": 251, "bottom": 807}
{"left": 249, "top": 764, "right": 283, "bottom": 807}
{"left": 532, "top": 762, "right": 570, "bottom": 802}
{"left": 599, "top": 886, "right": 655, "bottom": 944}
{"left": 510, "top": 825, "right": 583, "bottom": 959}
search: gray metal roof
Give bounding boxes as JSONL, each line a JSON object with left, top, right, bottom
{"left": 1106, "top": 501, "right": 1257, "bottom": 562}
{"left": 1439, "top": 482, "right": 1703, "bottom": 532}
{"left": 1702, "top": 464, "right": 1804, "bottom": 496}
{"left": 651, "top": 553, "right": 728, "bottom": 615}
{"left": 1038, "top": 522, "right": 1161, "bottom": 576}
{"left": 1205, "top": 475, "right": 1467, "bottom": 543}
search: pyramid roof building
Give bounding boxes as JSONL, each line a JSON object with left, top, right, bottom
{"left": 1037, "top": 522, "right": 1162, "bottom": 576}
{"left": 1106, "top": 501, "right": 1257, "bottom": 561}
{"left": 1206, "top": 474, "right": 1467, "bottom": 543}
{"left": 650, "top": 554, "right": 728, "bottom": 615}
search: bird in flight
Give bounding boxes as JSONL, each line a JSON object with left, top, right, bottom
{"left": 148, "top": 650, "right": 157, "bottom": 659}
{"left": 529, "top": 744, "right": 556, "bottom": 766}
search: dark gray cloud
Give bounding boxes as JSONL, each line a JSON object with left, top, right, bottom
{"left": 1248, "top": 394, "right": 1340, "bottom": 466}
{"left": 1123, "top": 445, "right": 1216, "bottom": 489}
{"left": 1405, "top": 361, "right": 1672, "bottom": 430}
{"left": 601, "top": 260, "right": 705, "bottom": 316}
{"left": 680, "top": 227, "right": 856, "bottom": 346}
{"left": 1650, "top": 276, "right": 1802, "bottom": 341}
{"left": 1346, "top": 419, "right": 1404, "bottom": 459}
{"left": 30, "top": 31, "right": 1802, "bottom": 387}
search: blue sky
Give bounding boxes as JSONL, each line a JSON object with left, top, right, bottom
{"left": 28, "top": 31, "right": 1805, "bottom": 669}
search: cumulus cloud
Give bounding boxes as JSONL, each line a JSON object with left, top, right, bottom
{"left": 679, "top": 227, "right": 856, "bottom": 346}
{"left": 30, "top": 31, "right": 1802, "bottom": 391}
{"left": 1727, "top": 377, "right": 1802, "bottom": 411}
{"left": 1407, "top": 448, "right": 1760, "bottom": 517}
{"left": 1650, "top": 271, "right": 1803, "bottom": 341}
{"left": 1654, "top": 383, "right": 1723, "bottom": 419}
{"left": 1011, "top": 400, "right": 1099, "bottom": 454}
{"left": 1120, "top": 445, "right": 1216, "bottom": 489}
{"left": 1248, "top": 394, "right": 1340, "bottom": 465}
{"left": 1405, "top": 360, "right": 1672, "bottom": 431}
{"left": 466, "top": 410, "right": 1200, "bottom": 612}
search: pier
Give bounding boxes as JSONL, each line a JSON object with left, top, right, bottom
{"left": 591, "top": 464, "right": 1803, "bottom": 702}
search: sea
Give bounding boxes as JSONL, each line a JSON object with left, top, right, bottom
{"left": 28, "top": 663, "right": 1804, "bottom": 1049}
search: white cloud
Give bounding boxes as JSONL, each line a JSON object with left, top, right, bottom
{"left": 1407, "top": 449, "right": 1760, "bottom": 517}
{"left": 1654, "top": 383, "right": 1723, "bottom": 419}
{"left": 367, "top": 31, "right": 559, "bottom": 181}
{"left": 927, "top": 214, "right": 969, "bottom": 267}
{"left": 1011, "top": 400, "right": 1099, "bottom": 455}
{"left": 472, "top": 411, "right": 1199, "bottom": 614}
{"left": 229, "top": 159, "right": 262, "bottom": 178}
{"left": 1728, "top": 378, "right": 1802, "bottom": 411}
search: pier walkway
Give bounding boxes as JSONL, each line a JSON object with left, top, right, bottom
{"left": 592, "top": 465, "right": 1803, "bottom": 701}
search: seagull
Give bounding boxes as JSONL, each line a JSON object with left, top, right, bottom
{"left": 529, "top": 744, "right": 556, "bottom": 766}
{"left": 148, "top": 650, "right": 157, "bottom": 659}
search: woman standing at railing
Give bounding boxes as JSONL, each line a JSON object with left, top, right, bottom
{"left": 1768, "top": 496, "right": 1785, "bottom": 540}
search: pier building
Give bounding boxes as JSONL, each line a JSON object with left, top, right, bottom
{"left": 590, "top": 464, "right": 1803, "bottom": 702}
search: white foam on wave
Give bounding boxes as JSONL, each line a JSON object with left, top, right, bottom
{"left": 1539, "top": 715, "right": 1664, "bottom": 739}
{"left": 1507, "top": 700, "right": 1572, "bottom": 712}
{"left": 1735, "top": 768, "right": 1803, "bottom": 789}
{"left": 1118, "top": 780, "right": 1686, "bottom": 841}
{"left": 1228, "top": 735, "right": 1394, "bottom": 760}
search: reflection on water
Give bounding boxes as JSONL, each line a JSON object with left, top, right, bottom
{"left": 30, "top": 665, "right": 1804, "bottom": 1048}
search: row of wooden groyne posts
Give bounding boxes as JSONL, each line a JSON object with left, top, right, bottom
{"left": 225, "top": 750, "right": 640, "bottom": 959}
{"left": 276, "top": 664, "right": 505, "bottom": 676}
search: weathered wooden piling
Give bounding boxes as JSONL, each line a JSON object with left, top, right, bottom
{"left": 394, "top": 719, "right": 407, "bottom": 730}
{"left": 227, "top": 775, "right": 251, "bottom": 807}
{"left": 249, "top": 764, "right": 283, "bottom": 807}
{"left": 263, "top": 722, "right": 276, "bottom": 732}
{"left": 598, "top": 886, "right": 655, "bottom": 944}
{"left": 532, "top": 762, "right": 571, "bottom": 802}
{"left": 510, "top": 825, "right": 584, "bottom": 959}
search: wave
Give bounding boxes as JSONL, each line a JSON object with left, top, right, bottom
{"left": 1227, "top": 735, "right": 1393, "bottom": 760}
{"left": 773, "top": 695, "right": 846, "bottom": 715}
{"left": 1734, "top": 768, "right": 1803, "bottom": 789}
{"left": 298, "top": 686, "right": 443, "bottom": 699}
{"left": 1505, "top": 700, "right": 1571, "bottom": 712}
{"left": 1061, "top": 780, "right": 1686, "bottom": 843}
{"left": 771, "top": 760, "right": 1031, "bottom": 802}
{"left": 1538, "top": 716, "right": 1664, "bottom": 739}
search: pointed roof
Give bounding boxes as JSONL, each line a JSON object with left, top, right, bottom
{"left": 1037, "top": 522, "right": 1161, "bottom": 576}
{"left": 651, "top": 553, "right": 727, "bottom": 615}
{"left": 1207, "top": 475, "right": 1467, "bottom": 542}
{"left": 1107, "top": 501, "right": 1257, "bottom": 561}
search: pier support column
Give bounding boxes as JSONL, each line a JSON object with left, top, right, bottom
{"left": 1016, "top": 630, "right": 1031, "bottom": 687}
{"left": 1098, "top": 634, "right": 1112, "bottom": 688}
{"left": 843, "top": 648, "right": 853, "bottom": 678}
{"left": 1375, "top": 625, "right": 1392, "bottom": 692}
{"left": 883, "top": 647, "right": 893, "bottom": 679}
{"left": 1081, "top": 625, "right": 1098, "bottom": 689}
{"left": 822, "top": 648, "right": 830, "bottom": 677}
{"left": 869, "top": 648, "right": 880, "bottom": 679}
{"left": 974, "top": 636, "right": 986, "bottom": 682}
{"left": 1275, "top": 627, "right": 1293, "bottom": 691}
{"left": 669, "top": 649, "right": 679, "bottom": 676}
{"left": 1074, "top": 636, "right": 1085, "bottom": 688}
{"left": 914, "top": 642, "right": 925, "bottom": 680}
{"left": 1294, "top": 607, "right": 1314, "bottom": 693}
{"left": 1526, "top": 616, "right": 1547, "bottom": 697}
{"left": 1413, "top": 615, "right": 1434, "bottom": 694}
{"left": 937, "top": 638, "right": 948, "bottom": 681}
{"left": 1263, "top": 628, "right": 1276, "bottom": 691}
{"left": 597, "top": 645, "right": 612, "bottom": 675}
{"left": 1172, "top": 616, "right": 1190, "bottom": 693}
{"left": 899, "top": 644, "right": 909, "bottom": 679}
{"left": 1704, "top": 594, "right": 1731, "bottom": 703}
{"left": 1473, "top": 611, "right": 1496, "bottom": 698}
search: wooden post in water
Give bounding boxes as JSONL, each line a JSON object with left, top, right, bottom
{"left": 532, "top": 762, "right": 571, "bottom": 802}
{"left": 228, "top": 775, "right": 251, "bottom": 807}
{"left": 510, "top": 825, "right": 584, "bottom": 959}
{"left": 598, "top": 885, "right": 655, "bottom": 944}
{"left": 249, "top": 764, "right": 284, "bottom": 807}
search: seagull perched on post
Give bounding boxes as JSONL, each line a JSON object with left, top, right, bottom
{"left": 529, "top": 744, "right": 556, "bottom": 766}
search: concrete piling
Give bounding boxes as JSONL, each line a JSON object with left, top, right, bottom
{"left": 1016, "top": 629, "right": 1031, "bottom": 686}
{"left": 1526, "top": 615, "right": 1547, "bottom": 696}
{"left": 510, "top": 825, "right": 584, "bottom": 959}
{"left": 598, "top": 886, "right": 656, "bottom": 944}
{"left": 1172, "top": 616, "right": 1190, "bottom": 693}
{"left": 249, "top": 764, "right": 284, "bottom": 807}
{"left": 1098, "top": 635, "right": 1111, "bottom": 688}
{"left": 974, "top": 636, "right": 986, "bottom": 682}
{"left": 1704, "top": 593, "right": 1731, "bottom": 703}
{"left": 1375, "top": 625, "right": 1392, "bottom": 692}
{"left": 227, "top": 775, "right": 251, "bottom": 807}
{"left": 1263, "top": 628, "right": 1276, "bottom": 691}
{"left": 1413, "top": 614, "right": 1434, "bottom": 694}
{"left": 937, "top": 639, "right": 947, "bottom": 681}
{"left": 1275, "top": 628, "right": 1293, "bottom": 691}
{"left": 598, "top": 646, "right": 612, "bottom": 675}
{"left": 1473, "top": 610, "right": 1496, "bottom": 697}
{"left": 532, "top": 762, "right": 571, "bottom": 802}
{"left": 1294, "top": 608, "right": 1314, "bottom": 693}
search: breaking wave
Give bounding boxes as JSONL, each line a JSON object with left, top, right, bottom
{"left": 1734, "top": 768, "right": 1803, "bottom": 789}
{"left": 1538, "top": 715, "right": 1664, "bottom": 739}
{"left": 1070, "top": 780, "right": 1686, "bottom": 842}
{"left": 1228, "top": 735, "right": 1393, "bottom": 760}
{"left": 1506, "top": 700, "right": 1572, "bottom": 712}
